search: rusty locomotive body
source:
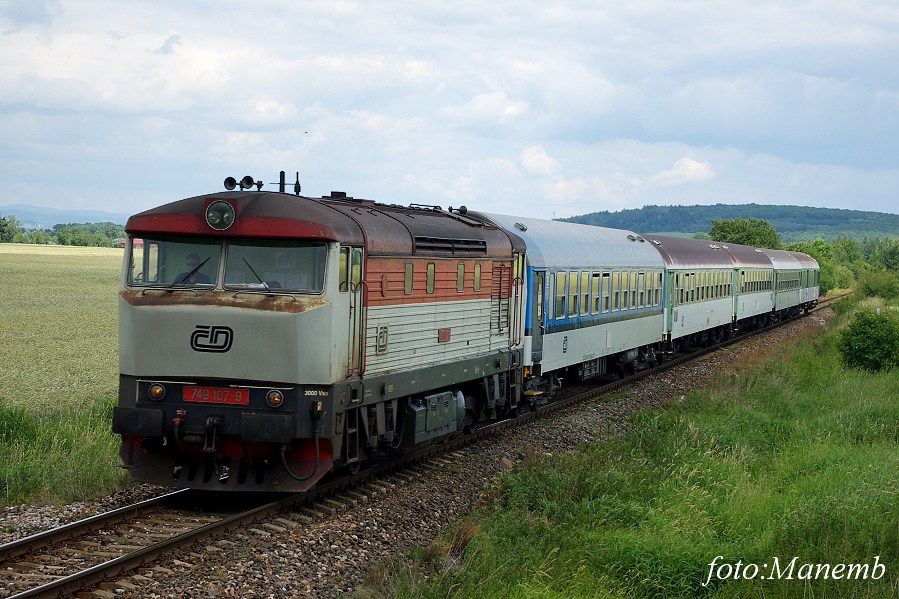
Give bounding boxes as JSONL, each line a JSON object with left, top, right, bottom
{"left": 114, "top": 183, "right": 818, "bottom": 491}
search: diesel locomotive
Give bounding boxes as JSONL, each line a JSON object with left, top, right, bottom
{"left": 113, "top": 176, "right": 819, "bottom": 491}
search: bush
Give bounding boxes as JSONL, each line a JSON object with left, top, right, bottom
{"left": 858, "top": 270, "right": 899, "bottom": 299}
{"left": 838, "top": 310, "right": 899, "bottom": 371}
{"left": 831, "top": 296, "right": 854, "bottom": 315}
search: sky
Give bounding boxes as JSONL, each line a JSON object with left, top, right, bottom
{"left": 1, "top": 1, "right": 899, "bottom": 219}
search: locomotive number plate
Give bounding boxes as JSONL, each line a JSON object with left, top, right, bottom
{"left": 183, "top": 386, "right": 249, "bottom": 405}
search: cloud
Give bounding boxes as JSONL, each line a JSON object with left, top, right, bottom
{"left": 153, "top": 34, "right": 182, "bottom": 55}
{"left": 440, "top": 91, "right": 529, "bottom": 127}
{"left": 641, "top": 157, "right": 715, "bottom": 188}
{"left": 0, "top": 2, "right": 898, "bottom": 217}
{"left": 520, "top": 145, "right": 560, "bottom": 176}
{"left": 0, "top": 0, "right": 60, "bottom": 30}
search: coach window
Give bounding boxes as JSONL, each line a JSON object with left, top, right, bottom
{"left": 630, "top": 271, "right": 637, "bottom": 308}
{"left": 404, "top": 261, "right": 414, "bottom": 295}
{"left": 601, "top": 272, "right": 611, "bottom": 312}
{"left": 610, "top": 272, "right": 619, "bottom": 310}
{"left": 457, "top": 262, "right": 465, "bottom": 293}
{"left": 637, "top": 272, "right": 645, "bottom": 307}
{"left": 652, "top": 271, "right": 658, "bottom": 305}
{"left": 591, "top": 273, "right": 601, "bottom": 314}
{"left": 580, "top": 271, "right": 590, "bottom": 316}
{"left": 568, "top": 271, "right": 579, "bottom": 316}
{"left": 631, "top": 271, "right": 638, "bottom": 308}
{"left": 676, "top": 272, "right": 682, "bottom": 304}
{"left": 658, "top": 271, "right": 663, "bottom": 305}
{"left": 555, "top": 272, "right": 567, "bottom": 318}
{"left": 621, "top": 272, "right": 637, "bottom": 309}
{"left": 473, "top": 263, "right": 482, "bottom": 292}
{"left": 426, "top": 262, "right": 436, "bottom": 294}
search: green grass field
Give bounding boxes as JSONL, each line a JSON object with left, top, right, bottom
{"left": 379, "top": 305, "right": 899, "bottom": 598}
{"left": 0, "top": 244, "right": 128, "bottom": 505}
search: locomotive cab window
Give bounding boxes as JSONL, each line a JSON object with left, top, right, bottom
{"left": 224, "top": 240, "right": 327, "bottom": 293}
{"left": 351, "top": 248, "right": 362, "bottom": 288}
{"left": 338, "top": 247, "right": 350, "bottom": 292}
{"left": 127, "top": 235, "right": 219, "bottom": 288}
{"left": 457, "top": 262, "right": 465, "bottom": 293}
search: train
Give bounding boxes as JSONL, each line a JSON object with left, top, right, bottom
{"left": 113, "top": 176, "right": 819, "bottom": 491}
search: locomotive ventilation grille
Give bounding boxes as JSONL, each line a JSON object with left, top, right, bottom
{"left": 414, "top": 236, "right": 487, "bottom": 256}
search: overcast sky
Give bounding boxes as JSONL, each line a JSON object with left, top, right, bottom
{"left": 2, "top": 1, "right": 898, "bottom": 219}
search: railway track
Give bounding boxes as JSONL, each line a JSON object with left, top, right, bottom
{"left": 0, "top": 294, "right": 845, "bottom": 599}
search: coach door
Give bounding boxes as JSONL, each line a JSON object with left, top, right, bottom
{"left": 531, "top": 271, "right": 545, "bottom": 362}
{"left": 344, "top": 247, "right": 365, "bottom": 376}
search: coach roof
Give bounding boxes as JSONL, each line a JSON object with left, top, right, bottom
{"left": 641, "top": 234, "right": 736, "bottom": 269}
{"left": 476, "top": 212, "right": 665, "bottom": 269}
{"left": 787, "top": 250, "right": 819, "bottom": 268}
{"left": 759, "top": 248, "right": 804, "bottom": 269}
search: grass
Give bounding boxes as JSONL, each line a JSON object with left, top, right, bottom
{"left": 0, "top": 243, "right": 128, "bottom": 505}
{"left": 375, "top": 303, "right": 899, "bottom": 598}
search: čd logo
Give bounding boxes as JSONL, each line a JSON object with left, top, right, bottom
{"left": 190, "top": 325, "right": 233, "bottom": 353}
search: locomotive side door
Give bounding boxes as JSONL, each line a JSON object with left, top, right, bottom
{"left": 531, "top": 270, "right": 545, "bottom": 362}
{"left": 348, "top": 247, "right": 365, "bottom": 375}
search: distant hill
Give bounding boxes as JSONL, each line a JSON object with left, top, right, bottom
{"left": 0, "top": 204, "right": 129, "bottom": 229}
{"left": 562, "top": 203, "right": 899, "bottom": 240}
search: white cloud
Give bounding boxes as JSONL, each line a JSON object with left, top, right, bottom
{"left": 641, "top": 157, "right": 716, "bottom": 188}
{"left": 520, "top": 145, "right": 560, "bottom": 176}
{"left": 440, "top": 91, "right": 529, "bottom": 126}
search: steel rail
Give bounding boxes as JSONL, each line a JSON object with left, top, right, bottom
{"left": 0, "top": 489, "right": 189, "bottom": 562}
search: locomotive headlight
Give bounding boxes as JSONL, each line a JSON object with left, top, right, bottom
{"left": 205, "top": 200, "right": 235, "bottom": 230}
{"left": 266, "top": 390, "right": 284, "bottom": 408}
{"left": 148, "top": 384, "right": 166, "bottom": 401}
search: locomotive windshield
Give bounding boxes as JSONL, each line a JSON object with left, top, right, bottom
{"left": 126, "top": 237, "right": 327, "bottom": 293}
{"left": 128, "top": 236, "right": 220, "bottom": 288}
{"left": 224, "top": 240, "right": 327, "bottom": 293}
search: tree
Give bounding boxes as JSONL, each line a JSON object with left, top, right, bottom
{"left": 832, "top": 235, "right": 863, "bottom": 264}
{"left": 692, "top": 232, "right": 712, "bottom": 240}
{"left": 879, "top": 238, "right": 899, "bottom": 271}
{"left": 709, "top": 218, "right": 780, "bottom": 249}
{"left": 0, "top": 215, "right": 22, "bottom": 242}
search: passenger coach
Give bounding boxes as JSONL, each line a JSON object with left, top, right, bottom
{"left": 479, "top": 213, "right": 666, "bottom": 386}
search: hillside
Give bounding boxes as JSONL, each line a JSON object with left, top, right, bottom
{"left": 562, "top": 203, "right": 899, "bottom": 240}
{"left": 0, "top": 204, "right": 129, "bottom": 229}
